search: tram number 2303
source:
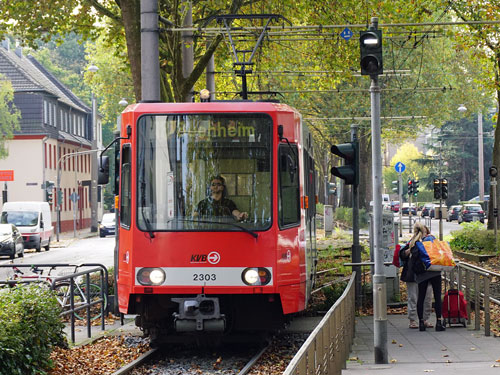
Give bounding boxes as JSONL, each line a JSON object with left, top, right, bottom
{"left": 193, "top": 273, "right": 217, "bottom": 281}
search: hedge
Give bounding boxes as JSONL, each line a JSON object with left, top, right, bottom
{"left": 0, "top": 284, "right": 66, "bottom": 375}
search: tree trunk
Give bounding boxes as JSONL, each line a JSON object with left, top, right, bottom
{"left": 488, "top": 78, "right": 500, "bottom": 229}
{"left": 120, "top": 0, "right": 142, "bottom": 101}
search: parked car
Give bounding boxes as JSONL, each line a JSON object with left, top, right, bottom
{"left": 0, "top": 224, "right": 24, "bottom": 259}
{"left": 447, "top": 205, "right": 461, "bottom": 222}
{"left": 421, "top": 203, "right": 436, "bottom": 218}
{"left": 390, "top": 201, "right": 400, "bottom": 213}
{"left": 401, "top": 203, "right": 417, "bottom": 215}
{"left": 458, "top": 203, "right": 485, "bottom": 224}
{"left": 469, "top": 195, "right": 490, "bottom": 202}
{"left": 99, "top": 213, "right": 116, "bottom": 237}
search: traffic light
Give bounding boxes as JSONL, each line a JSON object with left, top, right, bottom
{"left": 413, "top": 179, "right": 419, "bottom": 197}
{"left": 392, "top": 180, "right": 399, "bottom": 193}
{"left": 45, "top": 181, "right": 54, "bottom": 204}
{"left": 331, "top": 142, "right": 358, "bottom": 185}
{"left": 433, "top": 178, "right": 441, "bottom": 199}
{"left": 408, "top": 179, "right": 414, "bottom": 196}
{"left": 57, "top": 188, "right": 63, "bottom": 205}
{"left": 441, "top": 178, "right": 448, "bottom": 199}
{"left": 360, "top": 29, "right": 383, "bottom": 76}
{"left": 327, "top": 182, "right": 337, "bottom": 195}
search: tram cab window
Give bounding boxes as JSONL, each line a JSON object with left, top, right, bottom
{"left": 136, "top": 114, "right": 272, "bottom": 233}
{"left": 278, "top": 144, "right": 300, "bottom": 227}
{"left": 120, "top": 145, "right": 132, "bottom": 229}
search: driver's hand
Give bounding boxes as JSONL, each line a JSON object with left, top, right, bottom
{"left": 238, "top": 212, "right": 248, "bottom": 221}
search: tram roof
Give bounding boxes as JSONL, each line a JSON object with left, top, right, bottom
{"left": 123, "top": 101, "right": 300, "bottom": 115}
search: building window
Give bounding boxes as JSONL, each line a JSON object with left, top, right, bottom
{"left": 44, "top": 101, "right": 48, "bottom": 124}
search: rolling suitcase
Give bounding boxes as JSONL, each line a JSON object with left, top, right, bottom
{"left": 442, "top": 289, "right": 468, "bottom": 327}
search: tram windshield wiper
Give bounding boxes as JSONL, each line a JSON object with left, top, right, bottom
{"left": 179, "top": 219, "right": 258, "bottom": 239}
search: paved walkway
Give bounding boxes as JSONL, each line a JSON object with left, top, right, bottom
{"left": 344, "top": 314, "right": 500, "bottom": 374}
{"left": 51, "top": 228, "right": 98, "bottom": 248}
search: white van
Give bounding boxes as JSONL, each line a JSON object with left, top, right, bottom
{"left": 1, "top": 202, "right": 53, "bottom": 251}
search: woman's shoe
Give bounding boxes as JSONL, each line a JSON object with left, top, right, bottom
{"left": 436, "top": 320, "right": 446, "bottom": 332}
{"left": 419, "top": 320, "right": 426, "bottom": 331}
{"left": 409, "top": 320, "right": 418, "bottom": 329}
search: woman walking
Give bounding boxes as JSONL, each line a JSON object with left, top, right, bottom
{"left": 408, "top": 222, "right": 445, "bottom": 332}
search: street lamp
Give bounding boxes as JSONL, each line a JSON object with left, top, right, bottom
{"left": 56, "top": 149, "right": 103, "bottom": 241}
{"left": 457, "top": 104, "right": 484, "bottom": 201}
{"left": 88, "top": 64, "right": 99, "bottom": 233}
{"left": 119, "top": 98, "right": 128, "bottom": 107}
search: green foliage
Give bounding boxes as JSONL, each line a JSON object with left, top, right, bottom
{"left": 315, "top": 281, "right": 349, "bottom": 312}
{"left": 334, "top": 206, "right": 369, "bottom": 229}
{"left": 450, "top": 221, "right": 498, "bottom": 254}
{"left": 0, "top": 284, "right": 66, "bottom": 375}
{"left": 0, "top": 78, "right": 20, "bottom": 158}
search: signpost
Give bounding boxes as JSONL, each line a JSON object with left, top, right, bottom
{"left": 394, "top": 162, "right": 405, "bottom": 237}
{"left": 70, "top": 192, "right": 80, "bottom": 238}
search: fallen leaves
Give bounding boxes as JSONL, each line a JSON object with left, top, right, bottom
{"left": 49, "top": 335, "right": 149, "bottom": 375}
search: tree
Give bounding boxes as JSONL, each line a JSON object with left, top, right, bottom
{"left": 0, "top": 79, "right": 20, "bottom": 158}
{"left": 0, "top": 0, "right": 252, "bottom": 103}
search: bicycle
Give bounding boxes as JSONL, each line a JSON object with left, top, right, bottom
{"left": 11, "top": 265, "right": 107, "bottom": 321}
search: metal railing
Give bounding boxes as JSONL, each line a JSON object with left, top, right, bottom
{"left": 443, "top": 260, "right": 496, "bottom": 336}
{"left": 0, "top": 263, "right": 109, "bottom": 343}
{"left": 283, "top": 272, "right": 356, "bottom": 375}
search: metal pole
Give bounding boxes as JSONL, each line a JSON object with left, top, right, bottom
{"left": 398, "top": 173, "right": 402, "bottom": 237}
{"left": 90, "top": 93, "right": 98, "bottom": 232}
{"left": 492, "top": 177, "right": 498, "bottom": 253}
{"left": 369, "top": 16, "right": 387, "bottom": 363}
{"left": 351, "top": 124, "right": 362, "bottom": 308}
{"left": 408, "top": 194, "right": 412, "bottom": 233}
{"left": 141, "top": 0, "right": 160, "bottom": 101}
{"left": 439, "top": 197, "right": 443, "bottom": 240}
{"left": 478, "top": 111, "right": 484, "bottom": 201}
{"left": 182, "top": 1, "right": 194, "bottom": 102}
{"left": 56, "top": 149, "right": 103, "bottom": 241}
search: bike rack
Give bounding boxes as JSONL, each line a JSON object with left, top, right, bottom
{"left": 0, "top": 263, "right": 109, "bottom": 343}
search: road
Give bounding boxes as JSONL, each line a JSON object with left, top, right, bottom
{"left": 0, "top": 235, "right": 115, "bottom": 281}
{"left": 395, "top": 213, "right": 468, "bottom": 238}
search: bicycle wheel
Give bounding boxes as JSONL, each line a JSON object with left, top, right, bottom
{"left": 74, "top": 283, "right": 107, "bottom": 321}
{"left": 53, "top": 282, "right": 72, "bottom": 310}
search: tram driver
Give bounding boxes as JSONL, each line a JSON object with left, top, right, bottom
{"left": 194, "top": 175, "right": 248, "bottom": 221}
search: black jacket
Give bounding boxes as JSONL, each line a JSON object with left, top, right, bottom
{"left": 399, "top": 244, "right": 415, "bottom": 282}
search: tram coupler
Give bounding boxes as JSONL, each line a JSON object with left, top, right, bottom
{"left": 172, "top": 295, "right": 225, "bottom": 332}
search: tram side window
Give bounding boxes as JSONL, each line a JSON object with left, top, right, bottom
{"left": 120, "top": 145, "right": 131, "bottom": 228}
{"left": 278, "top": 145, "right": 300, "bottom": 227}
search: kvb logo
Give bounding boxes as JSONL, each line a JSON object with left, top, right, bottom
{"left": 190, "top": 251, "right": 221, "bottom": 264}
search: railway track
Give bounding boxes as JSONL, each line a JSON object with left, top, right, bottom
{"left": 110, "top": 331, "right": 309, "bottom": 375}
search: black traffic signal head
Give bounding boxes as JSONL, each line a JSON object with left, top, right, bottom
{"left": 46, "top": 189, "right": 53, "bottom": 204}
{"left": 407, "top": 179, "right": 413, "bottom": 195}
{"left": 441, "top": 178, "right": 448, "bottom": 199}
{"left": 413, "top": 179, "right": 419, "bottom": 196}
{"left": 360, "top": 30, "right": 383, "bottom": 76}
{"left": 331, "top": 142, "right": 358, "bottom": 185}
{"left": 433, "top": 178, "right": 441, "bottom": 199}
{"left": 490, "top": 165, "right": 498, "bottom": 178}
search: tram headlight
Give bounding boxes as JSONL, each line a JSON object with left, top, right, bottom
{"left": 137, "top": 268, "right": 166, "bottom": 286}
{"left": 242, "top": 267, "right": 271, "bottom": 286}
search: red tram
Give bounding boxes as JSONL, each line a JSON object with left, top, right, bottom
{"left": 108, "top": 101, "right": 317, "bottom": 342}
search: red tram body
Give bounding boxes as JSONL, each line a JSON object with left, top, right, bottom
{"left": 114, "top": 101, "right": 317, "bottom": 341}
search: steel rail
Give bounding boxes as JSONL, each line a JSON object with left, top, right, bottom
{"left": 237, "top": 343, "right": 271, "bottom": 375}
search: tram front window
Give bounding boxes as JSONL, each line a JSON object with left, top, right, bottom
{"left": 137, "top": 114, "right": 272, "bottom": 232}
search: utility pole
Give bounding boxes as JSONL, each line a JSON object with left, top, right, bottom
{"left": 478, "top": 111, "right": 484, "bottom": 201}
{"left": 141, "top": 0, "right": 160, "bottom": 102}
{"left": 360, "top": 16, "right": 387, "bottom": 364}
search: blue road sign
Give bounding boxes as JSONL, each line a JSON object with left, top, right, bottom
{"left": 340, "top": 27, "right": 353, "bottom": 41}
{"left": 70, "top": 192, "right": 80, "bottom": 203}
{"left": 395, "top": 162, "right": 406, "bottom": 174}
